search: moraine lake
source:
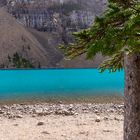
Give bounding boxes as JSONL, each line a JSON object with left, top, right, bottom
{"left": 0, "top": 69, "right": 124, "bottom": 102}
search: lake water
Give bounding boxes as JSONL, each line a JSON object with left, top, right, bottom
{"left": 0, "top": 69, "right": 124, "bottom": 101}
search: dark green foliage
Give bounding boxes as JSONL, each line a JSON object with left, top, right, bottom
{"left": 60, "top": 0, "right": 140, "bottom": 72}
{"left": 8, "top": 53, "right": 34, "bottom": 68}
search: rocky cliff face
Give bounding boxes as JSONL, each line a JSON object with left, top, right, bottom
{"left": 8, "top": 0, "right": 106, "bottom": 29}
{"left": 0, "top": 0, "right": 107, "bottom": 68}
{"left": 0, "top": 0, "right": 7, "bottom": 7}
{"left": 8, "top": 0, "right": 107, "bottom": 44}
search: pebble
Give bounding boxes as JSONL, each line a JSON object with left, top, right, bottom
{"left": 13, "top": 124, "right": 19, "bottom": 126}
{"left": 0, "top": 110, "right": 4, "bottom": 114}
{"left": 16, "top": 115, "right": 23, "bottom": 118}
{"left": 103, "top": 130, "right": 112, "bottom": 133}
{"left": 41, "top": 131, "right": 50, "bottom": 134}
{"left": 74, "top": 113, "right": 79, "bottom": 116}
{"left": 55, "top": 109, "right": 75, "bottom": 116}
{"left": 37, "top": 122, "right": 45, "bottom": 126}
{"left": 32, "top": 114, "right": 36, "bottom": 117}
{"left": 94, "top": 109, "right": 99, "bottom": 114}
{"left": 95, "top": 117, "right": 101, "bottom": 122}
{"left": 2, "top": 105, "right": 9, "bottom": 109}
{"left": 79, "top": 131, "right": 86, "bottom": 134}
{"left": 104, "top": 117, "right": 109, "bottom": 121}
{"left": 58, "top": 101, "right": 63, "bottom": 104}
{"left": 34, "top": 109, "right": 43, "bottom": 114}
{"left": 61, "top": 134, "right": 66, "bottom": 137}
{"left": 114, "top": 117, "right": 120, "bottom": 121}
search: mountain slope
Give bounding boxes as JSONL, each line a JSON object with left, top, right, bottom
{"left": 28, "top": 28, "right": 105, "bottom": 68}
{"left": 0, "top": 1, "right": 106, "bottom": 68}
{"left": 0, "top": 7, "right": 49, "bottom": 68}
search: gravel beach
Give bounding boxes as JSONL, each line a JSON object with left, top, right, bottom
{"left": 0, "top": 102, "right": 124, "bottom": 140}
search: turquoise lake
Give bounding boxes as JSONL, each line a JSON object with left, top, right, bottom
{"left": 0, "top": 69, "right": 124, "bottom": 101}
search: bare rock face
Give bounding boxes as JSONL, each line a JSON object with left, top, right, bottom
{"left": 0, "top": 0, "right": 107, "bottom": 68}
{"left": 7, "top": 0, "right": 107, "bottom": 68}
{"left": 8, "top": 0, "right": 107, "bottom": 33}
{"left": 0, "top": 0, "right": 7, "bottom": 7}
{"left": 7, "top": 0, "right": 107, "bottom": 47}
{"left": 0, "top": 8, "right": 49, "bottom": 68}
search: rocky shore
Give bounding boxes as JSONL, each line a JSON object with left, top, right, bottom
{"left": 0, "top": 102, "right": 124, "bottom": 140}
{"left": 0, "top": 103, "right": 124, "bottom": 119}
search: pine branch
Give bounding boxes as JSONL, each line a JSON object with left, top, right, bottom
{"left": 60, "top": 0, "right": 140, "bottom": 72}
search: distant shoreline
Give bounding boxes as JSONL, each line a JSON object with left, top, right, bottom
{"left": 0, "top": 95, "right": 123, "bottom": 105}
{"left": 0, "top": 68, "right": 124, "bottom": 71}
{"left": 0, "top": 68, "right": 98, "bottom": 71}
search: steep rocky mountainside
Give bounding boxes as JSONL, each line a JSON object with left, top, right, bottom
{"left": 8, "top": 0, "right": 106, "bottom": 30}
{"left": 0, "top": 0, "right": 106, "bottom": 68}
{"left": 0, "top": 7, "right": 52, "bottom": 68}
{"left": 8, "top": 0, "right": 107, "bottom": 45}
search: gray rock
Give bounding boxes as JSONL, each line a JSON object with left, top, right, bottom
{"left": 74, "top": 113, "right": 79, "bottom": 116}
{"left": 34, "top": 109, "right": 43, "bottom": 115}
{"left": 95, "top": 119, "right": 101, "bottom": 122}
{"left": 37, "top": 122, "right": 45, "bottom": 126}
{"left": 95, "top": 117, "right": 101, "bottom": 122}
{"left": 32, "top": 114, "right": 36, "bottom": 117}
{"left": 0, "top": 110, "right": 4, "bottom": 114}
{"left": 15, "top": 114, "right": 23, "bottom": 118}
{"left": 41, "top": 131, "right": 50, "bottom": 134}
{"left": 58, "top": 101, "right": 63, "bottom": 104}
{"left": 94, "top": 109, "right": 99, "bottom": 114}
{"left": 79, "top": 131, "right": 86, "bottom": 134}
{"left": 13, "top": 124, "right": 19, "bottom": 126}
{"left": 114, "top": 117, "right": 120, "bottom": 121}
{"left": 2, "top": 105, "right": 9, "bottom": 109}
{"left": 103, "top": 130, "right": 112, "bottom": 133}
{"left": 104, "top": 117, "right": 109, "bottom": 121}
{"left": 55, "top": 109, "right": 75, "bottom": 116}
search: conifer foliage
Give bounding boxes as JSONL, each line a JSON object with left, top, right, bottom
{"left": 61, "top": 0, "right": 140, "bottom": 72}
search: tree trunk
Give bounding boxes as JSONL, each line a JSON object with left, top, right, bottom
{"left": 124, "top": 54, "right": 140, "bottom": 140}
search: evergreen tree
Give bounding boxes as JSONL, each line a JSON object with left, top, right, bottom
{"left": 61, "top": 0, "right": 140, "bottom": 139}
